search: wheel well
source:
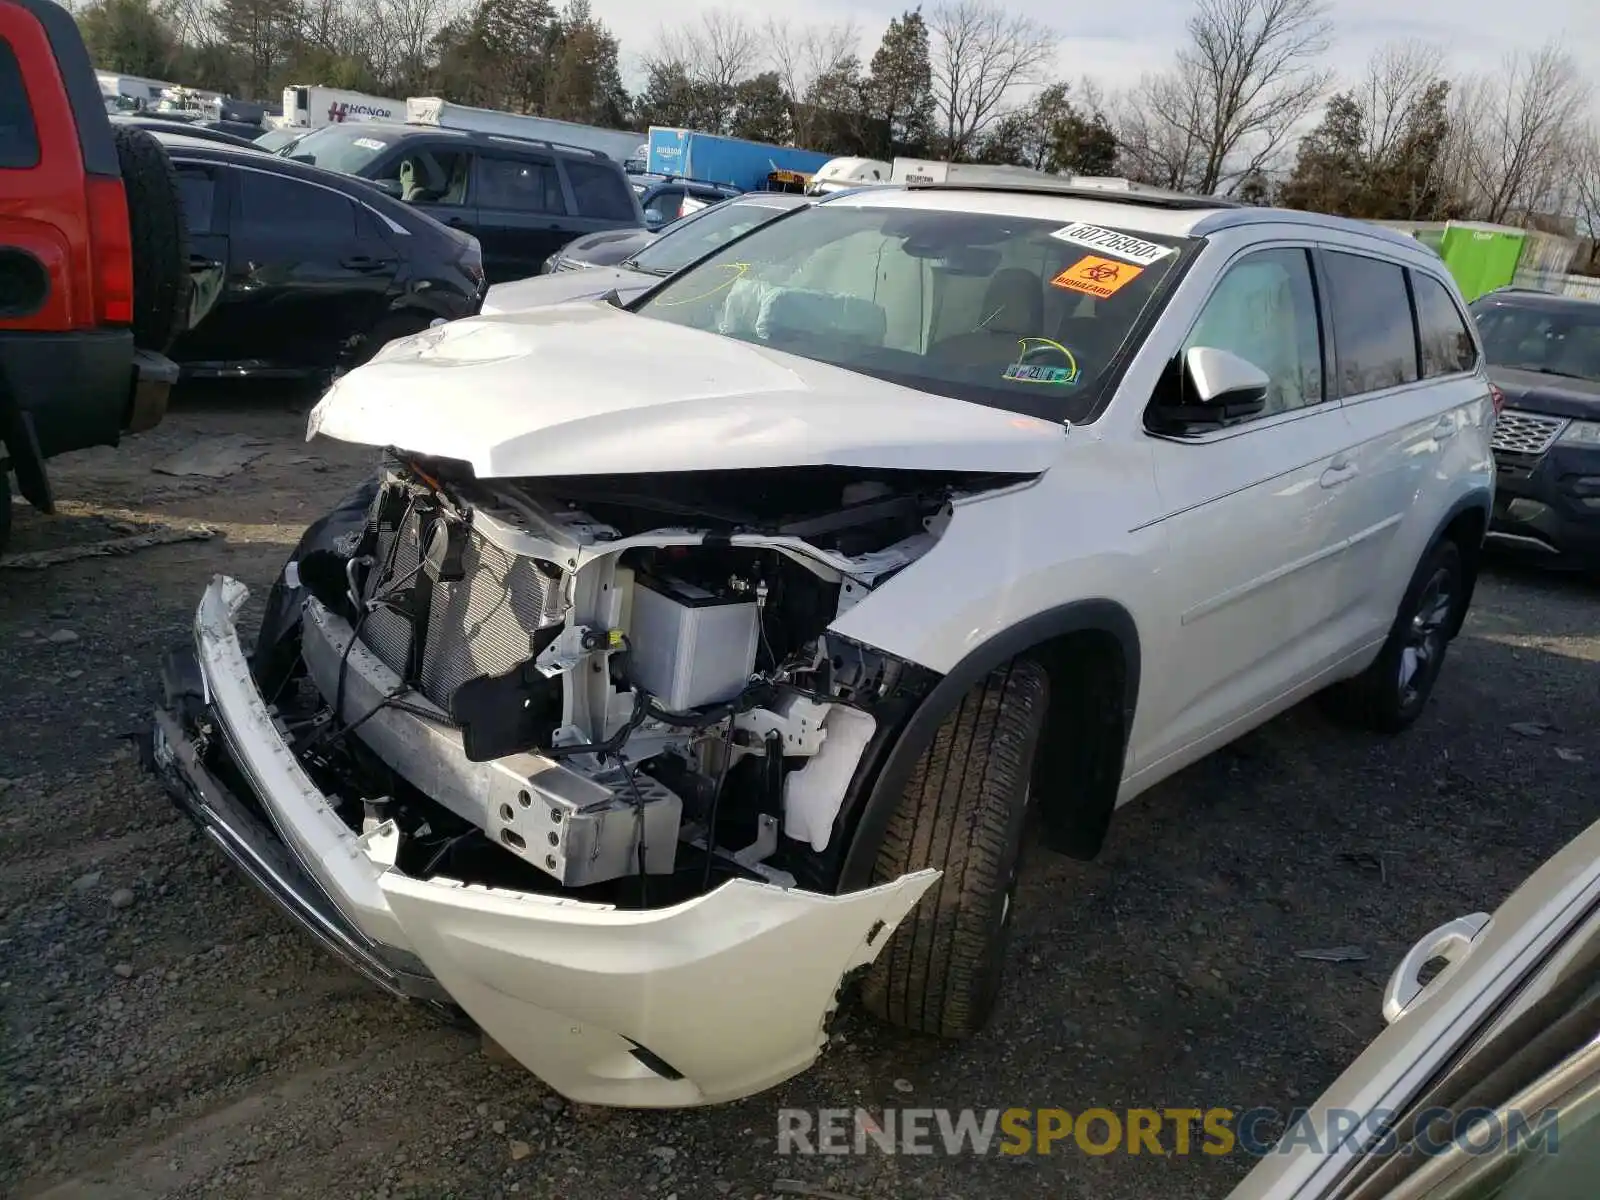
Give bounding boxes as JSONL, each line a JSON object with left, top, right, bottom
{"left": 1028, "top": 630, "right": 1130, "bottom": 861}
{"left": 834, "top": 600, "right": 1142, "bottom": 892}
{"left": 1440, "top": 503, "right": 1486, "bottom": 638}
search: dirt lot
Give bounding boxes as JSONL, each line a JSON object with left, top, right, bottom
{"left": 2, "top": 392, "right": 1597, "bottom": 1200}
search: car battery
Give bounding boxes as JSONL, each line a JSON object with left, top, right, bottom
{"left": 625, "top": 574, "right": 761, "bottom": 711}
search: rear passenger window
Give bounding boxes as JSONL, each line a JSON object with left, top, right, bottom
{"left": 0, "top": 39, "right": 41, "bottom": 169}
{"left": 475, "top": 157, "right": 563, "bottom": 213}
{"left": 564, "top": 160, "right": 633, "bottom": 221}
{"left": 237, "top": 172, "right": 357, "bottom": 237}
{"left": 1323, "top": 251, "right": 1420, "bottom": 394}
{"left": 1411, "top": 271, "right": 1478, "bottom": 376}
{"left": 175, "top": 167, "right": 217, "bottom": 234}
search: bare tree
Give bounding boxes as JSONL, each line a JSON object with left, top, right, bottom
{"left": 372, "top": 0, "right": 452, "bottom": 89}
{"left": 927, "top": 0, "right": 1055, "bottom": 159}
{"left": 1354, "top": 40, "right": 1445, "bottom": 167}
{"left": 1114, "top": 0, "right": 1331, "bottom": 194}
{"left": 1447, "top": 44, "right": 1592, "bottom": 225}
{"left": 1574, "top": 125, "right": 1600, "bottom": 272}
{"left": 645, "top": 9, "right": 760, "bottom": 103}
{"left": 766, "top": 18, "right": 859, "bottom": 146}
{"left": 1113, "top": 71, "right": 1209, "bottom": 190}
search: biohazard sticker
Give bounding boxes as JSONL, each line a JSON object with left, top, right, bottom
{"left": 1049, "top": 222, "right": 1174, "bottom": 265}
{"left": 1052, "top": 256, "right": 1144, "bottom": 299}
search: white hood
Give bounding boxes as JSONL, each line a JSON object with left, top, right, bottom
{"left": 480, "top": 267, "right": 656, "bottom": 316}
{"left": 307, "top": 303, "right": 1065, "bottom": 478}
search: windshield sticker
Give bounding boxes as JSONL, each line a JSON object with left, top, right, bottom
{"left": 1002, "top": 337, "right": 1080, "bottom": 385}
{"left": 353, "top": 137, "right": 387, "bottom": 151}
{"left": 1049, "top": 222, "right": 1173, "bottom": 266}
{"left": 1052, "top": 255, "right": 1144, "bottom": 299}
{"left": 651, "top": 261, "right": 751, "bottom": 307}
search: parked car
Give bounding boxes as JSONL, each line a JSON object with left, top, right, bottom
{"left": 1229, "top": 809, "right": 1600, "bottom": 1199}
{"left": 152, "top": 180, "right": 1496, "bottom": 1109}
{"left": 2, "top": 0, "right": 185, "bottom": 551}
{"left": 628, "top": 172, "right": 741, "bottom": 231}
{"left": 1471, "top": 287, "right": 1600, "bottom": 570}
{"left": 114, "top": 113, "right": 263, "bottom": 151}
{"left": 152, "top": 131, "right": 486, "bottom": 381}
{"left": 282, "top": 121, "right": 645, "bottom": 283}
{"left": 481, "top": 191, "right": 809, "bottom": 314}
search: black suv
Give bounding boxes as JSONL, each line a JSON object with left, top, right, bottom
{"left": 284, "top": 123, "right": 645, "bottom": 283}
{"left": 1474, "top": 288, "right": 1600, "bottom": 569}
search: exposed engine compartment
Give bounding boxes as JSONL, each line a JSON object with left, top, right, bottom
{"left": 262, "top": 456, "right": 1024, "bottom": 907}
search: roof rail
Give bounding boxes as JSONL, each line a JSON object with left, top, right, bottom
{"left": 480, "top": 132, "right": 608, "bottom": 160}
{"left": 901, "top": 178, "right": 1239, "bottom": 211}
{"left": 1188, "top": 206, "right": 1429, "bottom": 250}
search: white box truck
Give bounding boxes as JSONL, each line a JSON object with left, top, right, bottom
{"left": 281, "top": 86, "right": 404, "bottom": 129}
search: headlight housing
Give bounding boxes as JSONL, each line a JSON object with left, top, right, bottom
{"left": 1557, "top": 419, "right": 1600, "bottom": 446}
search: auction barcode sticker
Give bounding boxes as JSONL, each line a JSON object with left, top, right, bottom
{"left": 1049, "top": 222, "right": 1174, "bottom": 266}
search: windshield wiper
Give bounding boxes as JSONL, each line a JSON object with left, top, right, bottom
{"left": 620, "top": 258, "right": 670, "bottom": 277}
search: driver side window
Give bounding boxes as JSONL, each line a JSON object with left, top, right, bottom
{"left": 1185, "top": 247, "right": 1325, "bottom": 417}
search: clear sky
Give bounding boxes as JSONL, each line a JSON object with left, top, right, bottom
{"left": 591, "top": 0, "right": 1599, "bottom": 102}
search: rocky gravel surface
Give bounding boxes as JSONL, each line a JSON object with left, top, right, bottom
{"left": 2, "top": 394, "right": 1597, "bottom": 1199}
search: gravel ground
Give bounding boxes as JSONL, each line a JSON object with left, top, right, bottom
{"left": 2, "top": 393, "right": 1597, "bottom": 1200}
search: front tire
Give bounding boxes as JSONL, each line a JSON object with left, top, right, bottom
{"left": 860, "top": 659, "right": 1048, "bottom": 1039}
{"left": 1323, "top": 538, "right": 1463, "bottom": 733}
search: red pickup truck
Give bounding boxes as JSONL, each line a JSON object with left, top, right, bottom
{"left": 0, "top": 0, "right": 188, "bottom": 551}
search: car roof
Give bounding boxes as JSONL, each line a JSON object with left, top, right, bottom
{"left": 1475, "top": 287, "right": 1600, "bottom": 310}
{"left": 727, "top": 192, "right": 809, "bottom": 209}
{"left": 820, "top": 181, "right": 1432, "bottom": 254}
{"left": 148, "top": 129, "right": 423, "bottom": 223}
{"left": 299, "top": 120, "right": 618, "bottom": 163}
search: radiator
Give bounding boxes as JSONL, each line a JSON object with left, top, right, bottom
{"left": 359, "top": 484, "right": 565, "bottom": 711}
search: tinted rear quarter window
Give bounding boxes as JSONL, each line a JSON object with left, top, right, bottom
{"left": 237, "top": 171, "right": 357, "bottom": 238}
{"left": 1411, "top": 271, "right": 1478, "bottom": 377}
{"left": 1322, "top": 250, "right": 1419, "bottom": 395}
{"left": 0, "top": 38, "right": 41, "bottom": 169}
{"left": 564, "top": 160, "right": 633, "bottom": 221}
{"left": 175, "top": 166, "right": 217, "bottom": 234}
{"left": 476, "top": 156, "right": 563, "bottom": 213}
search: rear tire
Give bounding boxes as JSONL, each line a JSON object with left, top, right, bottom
{"left": 1322, "top": 538, "right": 1463, "bottom": 733}
{"left": 860, "top": 659, "right": 1048, "bottom": 1038}
{"left": 112, "top": 125, "right": 190, "bottom": 353}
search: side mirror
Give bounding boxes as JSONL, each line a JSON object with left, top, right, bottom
{"left": 372, "top": 178, "right": 404, "bottom": 199}
{"left": 1166, "top": 346, "right": 1271, "bottom": 425}
{"left": 643, "top": 207, "right": 665, "bottom": 228}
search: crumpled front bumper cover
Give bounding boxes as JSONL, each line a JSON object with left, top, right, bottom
{"left": 149, "top": 576, "right": 938, "bottom": 1108}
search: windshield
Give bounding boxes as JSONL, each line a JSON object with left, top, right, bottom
{"left": 633, "top": 202, "right": 1194, "bottom": 421}
{"left": 628, "top": 200, "right": 801, "bottom": 277}
{"left": 255, "top": 127, "right": 304, "bottom": 152}
{"left": 281, "top": 123, "right": 393, "bottom": 174}
{"left": 1475, "top": 302, "right": 1600, "bottom": 383}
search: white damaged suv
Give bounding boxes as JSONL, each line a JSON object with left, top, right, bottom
{"left": 151, "top": 180, "right": 1496, "bottom": 1108}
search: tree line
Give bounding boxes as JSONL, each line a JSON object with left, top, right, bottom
{"left": 77, "top": 0, "right": 1600, "bottom": 248}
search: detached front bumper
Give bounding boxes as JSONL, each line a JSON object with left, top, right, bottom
{"left": 150, "top": 576, "right": 937, "bottom": 1108}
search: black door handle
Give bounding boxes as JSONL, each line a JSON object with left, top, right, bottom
{"left": 187, "top": 254, "right": 219, "bottom": 270}
{"left": 341, "top": 255, "right": 393, "bottom": 271}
